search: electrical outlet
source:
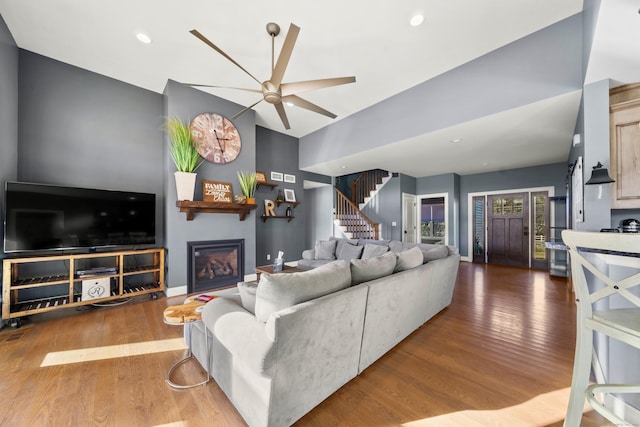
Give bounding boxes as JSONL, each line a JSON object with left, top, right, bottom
{"left": 266, "top": 254, "right": 271, "bottom": 260}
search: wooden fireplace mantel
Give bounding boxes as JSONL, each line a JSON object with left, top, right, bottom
{"left": 176, "top": 201, "right": 257, "bottom": 221}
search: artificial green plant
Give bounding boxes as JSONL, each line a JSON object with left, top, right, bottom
{"left": 165, "top": 117, "right": 204, "bottom": 173}
{"left": 237, "top": 171, "right": 257, "bottom": 198}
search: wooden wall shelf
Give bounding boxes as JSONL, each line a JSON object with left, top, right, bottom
{"left": 261, "top": 215, "right": 294, "bottom": 223}
{"left": 176, "top": 201, "right": 257, "bottom": 221}
{"left": 276, "top": 200, "right": 299, "bottom": 208}
{"left": 257, "top": 182, "right": 278, "bottom": 190}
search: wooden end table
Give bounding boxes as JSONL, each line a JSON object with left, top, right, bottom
{"left": 255, "top": 264, "right": 305, "bottom": 281}
{"left": 163, "top": 298, "right": 210, "bottom": 389}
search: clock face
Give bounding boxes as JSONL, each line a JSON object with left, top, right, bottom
{"left": 190, "top": 113, "right": 242, "bottom": 164}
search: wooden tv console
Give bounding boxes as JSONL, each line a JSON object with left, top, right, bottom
{"left": 2, "top": 248, "right": 165, "bottom": 327}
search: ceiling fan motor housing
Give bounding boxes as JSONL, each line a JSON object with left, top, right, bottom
{"left": 262, "top": 81, "right": 281, "bottom": 104}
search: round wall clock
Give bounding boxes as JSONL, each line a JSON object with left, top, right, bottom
{"left": 190, "top": 113, "right": 242, "bottom": 164}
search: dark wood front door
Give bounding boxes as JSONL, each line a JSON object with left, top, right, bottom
{"left": 487, "top": 193, "right": 529, "bottom": 267}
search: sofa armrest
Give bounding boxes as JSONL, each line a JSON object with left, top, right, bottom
{"left": 302, "top": 249, "right": 315, "bottom": 260}
{"left": 202, "top": 297, "right": 276, "bottom": 374}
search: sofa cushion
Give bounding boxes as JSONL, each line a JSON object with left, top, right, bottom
{"left": 362, "top": 243, "right": 389, "bottom": 259}
{"left": 314, "top": 240, "right": 337, "bottom": 260}
{"left": 394, "top": 246, "right": 424, "bottom": 272}
{"left": 420, "top": 245, "right": 449, "bottom": 262}
{"left": 330, "top": 237, "right": 358, "bottom": 258}
{"left": 350, "top": 251, "right": 397, "bottom": 285}
{"left": 388, "top": 240, "right": 405, "bottom": 253}
{"left": 237, "top": 281, "right": 258, "bottom": 314}
{"left": 254, "top": 260, "right": 352, "bottom": 322}
{"left": 338, "top": 243, "right": 364, "bottom": 261}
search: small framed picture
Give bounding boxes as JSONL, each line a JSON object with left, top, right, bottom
{"left": 284, "top": 174, "right": 296, "bottom": 184}
{"left": 256, "top": 171, "right": 267, "bottom": 183}
{"left": 271, "top": 171, "right": 283, "bottom": 182}
{"left": 284, "top": 189, "right": 296, "bottom": 202}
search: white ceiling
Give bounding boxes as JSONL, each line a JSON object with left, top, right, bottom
{"left": 1, "top": 0, "right": 637, "bottom": 178}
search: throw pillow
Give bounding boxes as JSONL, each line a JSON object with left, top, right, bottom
{"left": 388, "top": 240, "right": 405, "bottom": 253}
{"left": 331, "top": 237, "right": 358, "bottom": 258}
{"left": 350, "top": 251, "right": 397, "bottom": 285}
{"left": 394, "top": 246, "right": 424, "bottom": 272}
{"left": 421, "top": 245, "right": 449, "bottom": 262}
{"left": 237, "top": 281, "right": 258, "bottom": 314}
{"left": 338, "top": 243, "right": 364, "bottom": 261}
{"left": 362, "top": 243, "right": 390, "bottom": 259}
{"left": 314, "top": 240, "right": 337, "bottom": 260}
{"left": 254, "top": 260, "right": 351, "bottom": 322}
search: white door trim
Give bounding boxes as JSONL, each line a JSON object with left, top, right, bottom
{"left": 402, "top": 193, "right": 417, "bottom": 243}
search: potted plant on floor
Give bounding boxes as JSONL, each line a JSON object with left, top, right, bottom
{"left": 165, "top": 117, "right": 204, "bottom": 201}
{"left": 237, "top": 171, "right": 257, "bottom": 205}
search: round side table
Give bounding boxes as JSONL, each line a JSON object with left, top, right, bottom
{"left": 163, "top": 300, "right": 210, "bottom": 389}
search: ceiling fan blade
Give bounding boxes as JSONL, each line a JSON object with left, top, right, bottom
{"left": 283, "top": 95, "right": 337, "bottom": 119}
{"left": 274, "top": 102, "right": 291, "bottom": 130}
{"left": 270, "top": 23, "right": 300, "bottom": 88}
{"left": 190, "top": 29, "right": 262, "bottom": 86}
{"left": 231, "top": 98, "right": 264, "bottom": 120}
{"left": 281, "top": 76, "right": 356, "bottom": 97}
{"left": 182, "top": 83, "right": 262, "bottom": 94}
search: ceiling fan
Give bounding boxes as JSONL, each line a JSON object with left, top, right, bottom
{"left": 186, "top": 22, "right": 356, "bottom": 130}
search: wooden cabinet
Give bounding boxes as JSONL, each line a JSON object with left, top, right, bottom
{"left": 610, "top": 83, "right": 640, "bottom": 209}
{"left": 2, "top": 248, "right": 164, "bottom": 326}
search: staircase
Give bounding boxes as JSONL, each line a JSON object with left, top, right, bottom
{"left": 351, "top": 169, "right": 391, "bottom": 209}
{"left": 335, "top": 169, "right": 391, "bottom": 240}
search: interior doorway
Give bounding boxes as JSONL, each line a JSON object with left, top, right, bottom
{"left": 417, "top": 193, "right": 448, "bottom": 245}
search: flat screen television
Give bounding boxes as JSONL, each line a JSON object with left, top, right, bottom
{"left": 3, "top": 181, "right": 156, "bottom": 254}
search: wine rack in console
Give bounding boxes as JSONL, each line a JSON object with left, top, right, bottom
{"left": 2, "top": 248, "right": 165, "bottom": 327}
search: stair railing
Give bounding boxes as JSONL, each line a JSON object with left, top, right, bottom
{"left": 335, "top": 188, "right": 379, "bottom": 240}
{"left": 351, "top": 169, "right": 388, "bottom": 206}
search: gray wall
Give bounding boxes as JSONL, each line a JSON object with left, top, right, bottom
{"left": 0, "top": 15, "right": 17, "bottom": 196}
{"left": 580, "top": 79, "right": 612, "bottom": 232}
{"left": 362, "top": 175, "right": 403, "bottom": 241}
{"left": 255, "top": 126, "right": 306, "bottom": 264}
{"left": 304, "top": 186, "right": 333, "bottom": 249}
{"left": 456, "top": 163, "right": 568, "bottom": 257}
{"left": 163, "top": 80, "right": 256, "bottom": 289}
{"left": 0, "top": 14, "right": 18, "bottom": 303}
{"left": 17, "top": 50, "right": 165, "bottom": 245}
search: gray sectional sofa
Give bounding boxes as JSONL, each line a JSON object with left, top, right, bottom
{"left": 186, "top": 238, "right": 460, "bottom": 427}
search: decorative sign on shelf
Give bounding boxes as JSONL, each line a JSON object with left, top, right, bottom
{"left": 264, "top": 199, "right": 276, "bottom": 216}
{"left": 256, "top": 171, "right": 267, "bottom": 183}
{"left": 202, "top": 180, "right": 233, "bottom": 203}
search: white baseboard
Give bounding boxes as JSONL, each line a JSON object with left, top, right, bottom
{"left": 164, "top": 285, "right": 187, "bottom": 297}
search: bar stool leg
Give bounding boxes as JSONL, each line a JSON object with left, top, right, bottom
{"left": 564, "top": 317, "right": 593, "bottom": 427}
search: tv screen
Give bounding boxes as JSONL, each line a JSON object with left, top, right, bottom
{"left": 3, "top": 182, "right": 156, "bottom": 253}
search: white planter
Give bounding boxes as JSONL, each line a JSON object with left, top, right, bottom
{"left": 174, "top": 171, "right": 197, "bottom": 201}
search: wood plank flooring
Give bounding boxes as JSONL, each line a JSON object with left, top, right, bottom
{"left": 0, "top": 263, "right": 611, "bottom": 426}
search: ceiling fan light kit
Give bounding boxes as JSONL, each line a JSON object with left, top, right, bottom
{"left": 188, "top": 22, "right": 356, "bottom": 130}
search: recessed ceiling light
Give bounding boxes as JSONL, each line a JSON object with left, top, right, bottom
{"left": 450, "top": 138, "right": 462, "bottom": 143}
{"left": 341, "top": 165, "right": 347, "bottom": 169}
{"left": 136, "top": 32, "right": 152, "bottom": 44}
{"left": 410, "top": 14, "right": 424, "bottom": 27}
